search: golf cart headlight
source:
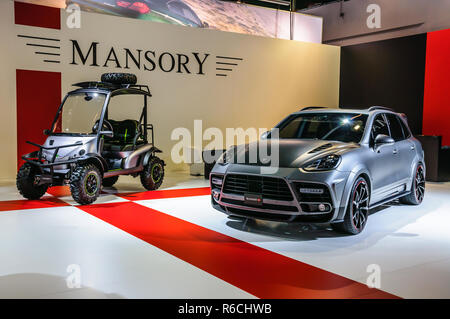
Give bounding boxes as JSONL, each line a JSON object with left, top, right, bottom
{"left": 304, "top": 154, "right": 341, "bottom": 171}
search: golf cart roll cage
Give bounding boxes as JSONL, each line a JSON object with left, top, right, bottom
{"left": 22, "top": 81, "right": 155, "bottom": 171}
{"left": 51, "top": 81, "right": 154, "bottom": 143}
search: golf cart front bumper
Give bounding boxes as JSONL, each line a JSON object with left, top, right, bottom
{"left": 21, "top": 141, "right": 84, "bottom": 185}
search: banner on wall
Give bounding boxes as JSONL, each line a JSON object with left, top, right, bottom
{"left": 19, "top": 0, "right": 322, "bottom": 43}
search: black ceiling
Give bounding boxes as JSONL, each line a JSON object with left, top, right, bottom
{"left": 220, "top": 0, "right": 344, "bottom": 11}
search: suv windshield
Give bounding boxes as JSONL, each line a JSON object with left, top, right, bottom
{"left": 278, "top": 112, "right": 368, "bottom": 143}
{"left": 53, "top": 92, "right": 106, "bottom": 135}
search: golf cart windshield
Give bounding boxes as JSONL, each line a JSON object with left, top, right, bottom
{"left": 54, "top": 92, "right": 106, "bottom": 135}
{"left": 278, "top": 113, "right": 368, "bottom": 143}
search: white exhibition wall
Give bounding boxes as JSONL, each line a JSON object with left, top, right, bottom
{"left": 0, "top": 0, "right": 340, "bottom": 180}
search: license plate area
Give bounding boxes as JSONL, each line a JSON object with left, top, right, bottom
{"left": 244, "top": 193, "right": 263, "bottom": 206}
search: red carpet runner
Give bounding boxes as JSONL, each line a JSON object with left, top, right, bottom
{"left": 79, "top": 201, "right": 398, "bottom": 299}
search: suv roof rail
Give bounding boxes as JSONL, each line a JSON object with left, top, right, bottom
{"left": 300, "top": 106, "right": 328, "bottom": 111}
{"left": 368, "top": 106, "right": 394, "bottom": 112}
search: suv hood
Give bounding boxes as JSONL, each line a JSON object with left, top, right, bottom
{"left": 229, "top": 139, "right": 358, "bottom": 168}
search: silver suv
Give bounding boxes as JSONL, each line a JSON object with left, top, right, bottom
{"left": 210, "top": 106, "right": 425, "bottom": 235}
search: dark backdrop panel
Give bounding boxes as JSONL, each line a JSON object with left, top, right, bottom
{"left": 339, "top": 34, "right": 427, "bottom": 135}
{"left": 423, "top": 28, "right": 450, "bottom": 146}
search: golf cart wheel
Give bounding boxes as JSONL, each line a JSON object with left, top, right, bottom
{"left": 400, "top": 163, "right": 425, "bottom": 205}
{"left": 140, "top": 157, "right": 164, "bottom": 191}
{"left": 16, "top": 163, "right": 48, "bottom": 200}
{"left": 332, "top": 177, "right": 370, "bottom": 235}
{"left": 101, "top": 73, "right": 137, "bottom": 85}
{"left": 70, "top": 164, "right": 102, "bottom": 205}
{"left": 102, "top": 176, "right": 119, "bottom": 187}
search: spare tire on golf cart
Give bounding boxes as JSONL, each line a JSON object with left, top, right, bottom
{"left": 101, "top": 73, "right": 137, "bottom": 85}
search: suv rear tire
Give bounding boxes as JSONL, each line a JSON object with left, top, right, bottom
{"left": 70, "top": 164, "right": 102, "bottom": 205}
{"left": 400, "top": 164, "right": 425, "bottom": 205}
{"left": 16, "top": 163, "right": 48, "bottom": 200}
{"left": 140, "top": 157, "right": 164, "bottom": 190}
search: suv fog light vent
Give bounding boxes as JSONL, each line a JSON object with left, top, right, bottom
{"left": 299, "top": 188, "right": 324, "bottom": 195}
{"left": 300, "top": 203, "right": 331, "bottom": 213}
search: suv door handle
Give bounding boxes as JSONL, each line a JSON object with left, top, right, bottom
{"left": 393, "top": 149, "right": 398, "bottom": 155}
{"left": 410, "top": 146, "right": 415, "bottom": 151}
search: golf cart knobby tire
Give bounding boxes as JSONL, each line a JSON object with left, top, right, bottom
{"left": 70, "top": 164, "right": 102, "bottom": 205}
{"left": 16, "top": 163, "right": 48, "bottom": 200}
{"left": 101, "top": 73, "right": 137, "bottom": 85}
{"left": 140, "top": 157, "right": 165, "bottom": 191}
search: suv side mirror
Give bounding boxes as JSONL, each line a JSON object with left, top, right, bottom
{"left": 100, "top": 131, "right": 114, "bottom": 138}
{"left": 375, "top": 134, "right": 394, "bottom": 145}
{"left": 260, "top": 131, "right": 270, "bottom": 139}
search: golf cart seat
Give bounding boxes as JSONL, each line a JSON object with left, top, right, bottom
{"left": 103, "top": 119, "right": 141, "bottom": 151}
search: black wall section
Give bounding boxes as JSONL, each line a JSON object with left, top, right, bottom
{"left": 339, "top": 34, "right": 427, "bottom": 134}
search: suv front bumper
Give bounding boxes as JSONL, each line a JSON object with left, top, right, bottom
{"left": 210, "top": 165, "right": 352, "bottom": 224}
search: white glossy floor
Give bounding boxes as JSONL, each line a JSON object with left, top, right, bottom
{"left": 0, "top": 173, "right": 449, "bottom": 299}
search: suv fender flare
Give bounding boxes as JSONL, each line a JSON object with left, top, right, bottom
{"left": 78, "top": 154, "right": 107, "bottom": 174}
{"left": 407, "top": 160, "right": 426, "bottom": 192}
{"left": 141, "top": 147, "right": 163, "bottom": 167}
{"left": 336, "top": 167, "right": 372, "bottom": 221}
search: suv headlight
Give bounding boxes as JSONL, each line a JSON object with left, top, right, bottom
{"left": 303, "top": 154, "right": 341, "bottom": 171}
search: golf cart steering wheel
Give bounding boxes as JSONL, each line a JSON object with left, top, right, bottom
{"left": 92, "top": 119, "right": 114, "bottom": 134}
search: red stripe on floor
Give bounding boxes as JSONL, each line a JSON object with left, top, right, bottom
{"left": 0, "top": 197, "right": 69, "bottom": 212}
{"left": 118, "top": 187, "right": 211, "bottom": 201}
{"left": 79, "top": 201, "right": 399, "bottom": 299}
{"left": 47, "top": 186, "right": 71, "bottom": 197}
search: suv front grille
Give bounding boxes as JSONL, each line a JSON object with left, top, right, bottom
{"left": 221, "top": 198, "right": 298, "bottom": 212}
{"left": 223, "top": 174, "right": 293, "bottom": 201}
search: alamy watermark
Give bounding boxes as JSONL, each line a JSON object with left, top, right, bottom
{"left": 366, "top": 263, "right": 381, "bottom": 289}
{"left": 66, "top": 264, "right": 82, "bottom": 288}
{"left": 66, "top": 3, "right": 81, "bottom": 29}
{"left": 366, "top": 4, "right": 381, "bottom": 29}
{"left": 170, "top": 120, "right": 280, "bottom": 174}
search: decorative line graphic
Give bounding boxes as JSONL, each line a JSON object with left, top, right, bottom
{"left": 17, "top": 34, "right": 61, "bottom": 64}
{"left": 215, "top": 55, "right": 243, "bottom": 77}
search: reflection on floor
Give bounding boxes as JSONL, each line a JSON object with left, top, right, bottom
{"left": 0, "top": 172, "right": 449, "bottom": 298}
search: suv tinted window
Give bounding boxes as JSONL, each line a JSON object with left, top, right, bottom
{"left": 371, "top": 114, "right": 390, "bottom": 144}
{"left": 398, "top": 116, "right": 411, "bottom": 138}
{"left": 386, "top": 114, "right": 405, "bottom": 141}
{"left": 278, "top": 113, "right": 368, "bottom": 143}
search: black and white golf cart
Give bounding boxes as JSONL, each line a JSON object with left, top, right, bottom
{"left": 17, "top": 73, "right": 165, "bottom": 205}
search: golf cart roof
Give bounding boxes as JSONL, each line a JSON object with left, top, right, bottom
{"left": 71, "top": 81, "right": 152, "bottom": 97}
